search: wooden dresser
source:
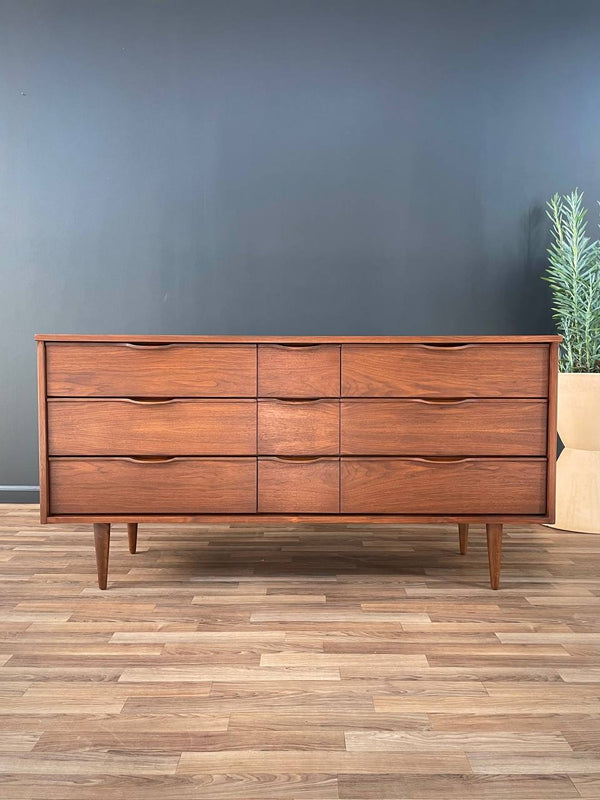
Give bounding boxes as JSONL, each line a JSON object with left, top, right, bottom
{"left": 36, "top": 335, "right": 560, "bottom": 590}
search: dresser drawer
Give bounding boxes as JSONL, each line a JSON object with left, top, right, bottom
{"left": 258, "top": 457, "right": 339, "bottom": 513}
{"left": 258, "top": 345, "right": 340, "bottom": 398}
{"left": 46, "top": 343, "right": 256, "bottom": 397}
{"left": 48, "top": 399, "right": 256, "bottom": 456}
{"left": 341, "top": 399, "right": 547, "bottom": 456}
{"left": 341, "top": 457, "right": 546, "bottom": 514}
{"left": 49, "top": 457, "right": 256, "bottom": 514}
{"left": 258, "top": 399, "right": 339, "bottom": 455}
{"left": 342, "top": 344, "right": 549, "bottom": 398}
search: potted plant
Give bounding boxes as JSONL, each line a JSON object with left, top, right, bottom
{"left": 544, "top": 189, "right": 600, "bottom": 532}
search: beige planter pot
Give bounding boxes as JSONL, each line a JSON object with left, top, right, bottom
{"left": 548, "top": 372, "right": 600, "bottom": 533}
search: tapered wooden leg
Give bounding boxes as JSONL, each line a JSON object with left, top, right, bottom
{"left": 486, "top": 523, "right": 503, "bottom": 590}
{"left": 127, "top": 523, "right": 138, "bottom": 554}
{"left": 458, "top": 523, "right": 469, "bottom": 555}
{"left": 93, "top": 523, "right": 111, "bottom": 590}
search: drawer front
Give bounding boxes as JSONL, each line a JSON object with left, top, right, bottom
{"left": 258, "top": 458, "right": 340, "bottom": 513}
{"left": 342, "top": 344, "right": 549, "bottom": 398}
{"left": 258, "top": 399, "right": 339, "bottom": 455}
{"left": 46, "top": 343, "right": 256, "bottom": 397}
{"left": 341, "top": 458, "right": 546, "bottom": 514}
{"left": 49, "top": 457, "right": 256, "bottom": 514}
{"left": 48, "top": 399, "right": 256, "bottom": 456}
{"left": 258, "top": 345, "right": 340, "bottom": 398}
{"left": 341, "top": 399, "right": 547, "bottom": 456}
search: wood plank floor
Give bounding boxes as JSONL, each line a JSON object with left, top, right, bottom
{"left": 0, "top": 504, "right": 599, "bottom": 799}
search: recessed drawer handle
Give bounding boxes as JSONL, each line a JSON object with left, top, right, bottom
{"left": 267, "top": 344, "right": 332, "bottom": 350}
{"left": 122, "top": 343, "right": 179, "bottom": 350}
{"left": 267, "top": 398, "right": 330, "bottom": 405}
{"left": 416, "top": 344, "right": 476, "bottom": 351}
{"left": 412, "top": 457, "right": 471, "bottom": 463}
{"left": 266, "top": 456, "right": 332, "bottom": 463}
{"left": 125, "top": 456, "right": 178, "bottom": 463}
{"left": 412, "top": 398, "right": 472, "bottom": 406}
{"left": 126, "top": 398, "right": 177, "bottom": 405}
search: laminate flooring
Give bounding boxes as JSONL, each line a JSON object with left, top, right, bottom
{"left": 0, "top": 505, "right": 598, "bottom": 798}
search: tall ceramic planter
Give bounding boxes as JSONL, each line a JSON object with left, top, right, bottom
{"left": 550, "top": 373, "right": 600, "bottom": 533}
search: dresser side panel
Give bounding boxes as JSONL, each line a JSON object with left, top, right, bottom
{"left": 546, "top": 341, "right": 559, "bottom": 521}
{"left": 37, "top": 341, "right": 49, "bottom": 522}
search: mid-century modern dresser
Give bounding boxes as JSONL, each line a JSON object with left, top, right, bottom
{"left": 36, "top": 335, "right": 560, "bottom": 590}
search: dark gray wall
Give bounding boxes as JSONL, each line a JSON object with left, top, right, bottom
{"left": 2, "top": 0, "right": 600, "bottom": 497}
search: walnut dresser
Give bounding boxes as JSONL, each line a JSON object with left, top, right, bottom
{"left": 36, "top": 334, "right": 560, "bottom": 590}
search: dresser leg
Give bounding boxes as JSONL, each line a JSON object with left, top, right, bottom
{"left": 127, "top": 523, "right": 138, "bottom": 554}
{"left": 458, "top": 523, "right": 469, "bottom": 555}
{"left": 485, "top": 523, "right": 503, "bottom": 590}
{"left": 93, "top": 523, "right": 111, "bottom": 590}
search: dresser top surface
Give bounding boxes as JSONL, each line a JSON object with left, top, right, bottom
{"left": 35, "top": 334, "right": 562, "bottom": 344}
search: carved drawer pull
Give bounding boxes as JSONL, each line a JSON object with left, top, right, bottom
{"left": 411, "top": 398, "right": 472, "bottom": 406}
{"left": 266, "top": 456, "right": 333, "bottom": 463}
{"left": 125, "top": 456, "right": 178, "bottom": 463}
{"left": 416, "top": 343, "right": 476, "bottom": 351}
{"left": 265, "top": 398, "right": 331, "bottom": 405}
{"left": 126, "top": 398, "right": 177, "bottom": 405}
{"left": 267, "top": 343, "right": 332, "bottom": 350}
{"left": 122, "top": 343, "right": 180, "bottom": 350}
{"left": 411, "top": 457, "right": 471, "bottom": 463}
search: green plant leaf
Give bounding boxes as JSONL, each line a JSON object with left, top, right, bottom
{"left": 543, "top": 189, "right": 600, "bottom": 372}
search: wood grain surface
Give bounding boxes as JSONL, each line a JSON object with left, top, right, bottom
{"left": 37, "top": 336, "right": 560, "bottom": 531}
{"left": 341, "top": 399, "right": 548, "bottom": 456}
{"left": 46, "top": 343, "right": 257, "bottom": 397}
{"left": 341, "top": 458, "right": 547, "bottom": 514}
{"left": 48, "top": 399, "right": 257, "bottom": 456}
{"left": 258, "top": 399, "right": 339, "bottom": 455}
{"left": 258, "top": 457, "right": 340, "bottom": 513}
{"left": 258, "top": 344, "right": 341, "bottom": 397}
{"left": 546, "top": 341, "right": 560, "bottom": 521}
{"left": 36, "top": 333, "right": 563, "bottom": 343}
{"left": 49, "top": 458, "right": 257, "bottom": 514}
{"left": 0, "top": 504, "right": 596, "bottom": 798}
{"left": 36, "top": 342, "right": 49, "bottom": 523}
{"left": 341, "top": 344, "right": 550, "bottom": 398}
